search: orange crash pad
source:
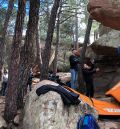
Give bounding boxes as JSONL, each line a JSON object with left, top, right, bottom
{"left": 106, "top": 82, "right": 120, "bottom": 103}
{"left": 65, "top": 86, "right": 120, "bottom": 116}
{"left": 92, "top": 98, "right": 120, "bottom": 116}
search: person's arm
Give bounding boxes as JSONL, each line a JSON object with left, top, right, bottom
{"left": 82, "top": 68, "right": 96, "bottom": 75}
{"left": 82, "top": 67, "right": 99, "bottom": 75}
{"left": 84, "top": 64, "right": 91, "bottom": 69}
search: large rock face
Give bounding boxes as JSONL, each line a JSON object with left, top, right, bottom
{"left": 23, "top": 80, "right": 97, "bottom": 129}
{"left": 88, "top": 0, "right": 120, "bottom": 30}
{"left": 91, "top": 30, "right": 120, "bottom": 56}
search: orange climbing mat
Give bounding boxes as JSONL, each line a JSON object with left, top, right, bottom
{"left": 106, "top": 82, "right": 120, "bottom": 103}
{"left": 65, "top": 86, "right": 120, "bottom": 116}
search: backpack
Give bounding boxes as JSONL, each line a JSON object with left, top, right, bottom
{"left": 77, "top": 114, "right": 100, "bottom": 129}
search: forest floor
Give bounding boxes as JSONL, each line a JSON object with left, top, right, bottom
{"left": 0, "top": 81, "right": 120, "bottom": 129}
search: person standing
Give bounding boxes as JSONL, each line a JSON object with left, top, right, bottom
{"left": 1, "top": 69, "right": 8, "bottom": 96}
{"left": 27, "top": 68, "right": 34, "bottom": 91}
{"left": 69, "top": 49, "right": 80, "bottom": 90}
{"left": 82, "top": 58, "right": 99, "bottom": 98}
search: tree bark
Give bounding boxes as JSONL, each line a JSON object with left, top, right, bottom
{"left": 74, "top": 8, "right": 78, "bottom": 49}
{"left": 4, "top": 0, "right": 26, "bottom": 122}
{"left": 0, "top": 0, "right": 14, "bottom": 81}
{"left": 78, "top": 17, "right": 93, "bottom": 93}
{"left": 40, "top": 0, "right": 60, "bottom": 80}
{"left": 35, "top": 27, "right": 42, "bottom": 70}
{"left": 53, "top": 3, "right": 62, "bottom": 74}
{"left": 46, "top": 0, "right": 50, "bottom": 22}
{"left": 81, "top": 17, "right": 93, "bottom": 64}
{"left": 17, "top": 0, "right": 40, "bottom": 109}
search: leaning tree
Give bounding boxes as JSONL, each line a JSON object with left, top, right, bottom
{"left": 40, "top": 0, "right": 61, "bottom": 80}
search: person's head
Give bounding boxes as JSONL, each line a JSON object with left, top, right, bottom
{"left": 4, "top": 68, "right": 8, "bottom": 74}
{"left": 71, "top": 49, "right": 78, "bottom": 55}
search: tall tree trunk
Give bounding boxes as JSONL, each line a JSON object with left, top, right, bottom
{"left": 40, "top": 0, "right": 60, "bottom": 80}
{"left": 78, "top": 17, "right": 93, "bottom": 93}
{"left": 4, "top": 0, "right": 26, "bottom": 122}
{"left": 46, "top": 0, "right": 49, "bottom": 22}
{"left": 0, "top": 0, "right": 14, "bottom": 81}
{"left": 74, "top": 8, "right": 78, "bottom": 49}
{"left": 53, "top": 3, "right": 62, "bottom": 74}
{"left": 17, "top": 0, "right": 40, "bottom": 109}
{"left": 81, "top": 17, "right": 93, "bottom": 64}
{"left": 35, "top": 27, "right": 42, "bottom": 70}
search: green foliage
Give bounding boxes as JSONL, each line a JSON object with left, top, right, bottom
{"left": 0, "top": 0, "right": 100, "bottom": 75}
{"left": 38, "top": 0, "right": 94, "bottom": 44}
{"left": 0, "top": 0, "right": 99, "bottom": 50}
{"left": 0, "top": 8, "right": 6, "bottom": 34}
{"left": 0, "top": 6, "right": 17, "bottom": 34}
{"left": 92, "top": 21, "right": 100, "bottom": 31}
{"left": 0, "top": 0, "right": 98, "bottom": 42}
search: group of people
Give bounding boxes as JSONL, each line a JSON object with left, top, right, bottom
{"left": 0, "top": 68, "right": 33, "bottom": 96}
{"left": 69, "top": 48, "right": 99, "bottom": 98}
{"left": 0, "top": 49, "right": 98, "bottom": 98}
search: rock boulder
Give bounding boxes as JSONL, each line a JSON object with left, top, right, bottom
{"left": 88, "top": 0, "right": 120, "bottom": 30}
{"left": 91, "top": 30, "right": 120, "bottom": 56}
{"left": 23, "top": 80, "right": 98, "bottom": 129}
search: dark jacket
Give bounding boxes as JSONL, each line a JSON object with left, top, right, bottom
{"left": 27, "top": 73, "right": 33, "bottom": 85}
{"left": 82, "top": 68, "right": 96, "bottom": 83}
{"left": 82, "top": 59, "right": 96, "bottom": 83}
{"left": 69, "top": 55, "right": 80, "bottom": 71}
{"left": 36, "top": 85, "right": 80, "bottom": 106}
